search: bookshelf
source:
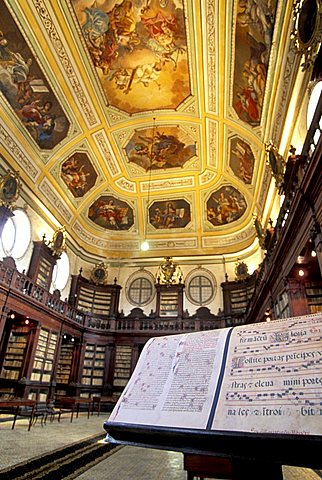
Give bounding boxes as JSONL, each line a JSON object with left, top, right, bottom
{"left": 159, "top": 291, "right": 179, "bottom": 317}
{"left": 221, "top": 274, "right": 256, "bottom": 318}
{"left": 155, "top": 283, "right": 185, "bottom": 319}
{"left": 81, "top": 344, "right": 106, "bottom": 386}
{"left": 69, "top": 273, "right": 121, "bottom": 319}
{"left": 305, "top": 281, "right": 322, "bottom": 313}
{"left": 27, "top": 240, "right": 58, "bottom": 290}
{"left": 56, "top": 336, "right": 75, "bottom": 384}
{"left": 30, "top": 328, "right": 58, "bottom": 383}
{"left": 274, "top": 290, "right": 290, "bottom": 319}
{"left": 77, "top": 286, "right": 112, "bottom": 315}
{"left": 113, "top": 345, "right": 132, "bottom": 387}
{"left": 1, "top": 327, "right": 29, "bottom": 380}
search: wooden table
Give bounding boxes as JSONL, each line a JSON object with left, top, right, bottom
{"left": 0, "top": 399, "right": 37, "bottom": 431}
{"left": 56, "top": 397, "right": 93, "bottom": 422}
{"left": 92, "top": 396, "right": 118, "bottom": 416}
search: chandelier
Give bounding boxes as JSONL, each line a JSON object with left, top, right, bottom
{"left": 140, "top": 118, "right": 156, "bottom": 252}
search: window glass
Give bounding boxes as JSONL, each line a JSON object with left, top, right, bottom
{"left": 52, "top": 251, "right": 69, "bottom": 291}
{"left": 1, "top": 209, "right": 31, "bottom": 259}
{"left": 186, "top": 268, "right": 216, "bottom": 306}
{"left": 307, "top": 81, "right": 322, "bottom": 129}
{"left": 126, "top": 272, "right": 155, "bottom": 307}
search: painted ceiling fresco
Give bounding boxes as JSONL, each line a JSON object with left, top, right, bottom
{"left": 61, "top": 153, "right": 97, "bottom": 197}
{"left": 73, "top": 0, "right": 190, "bottom": 113}
{"left": 0, "top": 1, "right": 70, "bottom": 149}
{"left": 126, "top": 125, "right": 196, "bottom": 170}
{"left": 0, "top": 0, "right": 294, "bottom": 259}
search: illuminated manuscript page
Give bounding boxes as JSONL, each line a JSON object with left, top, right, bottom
{"left": 109, "top": 328, "right": 229, "bottom": 429}
{"left": 212, "top": 314, "right": 322, "bottom": 435}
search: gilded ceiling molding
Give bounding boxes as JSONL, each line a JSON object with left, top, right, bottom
{"left": 271, "top": 38, "right": 301, "bottom": 144}
{"left": 115, "top": 178, "right": 136, "bottom": 193}
{"left": 31, "top": 0, "right": 98, "bottom": 127}
{"left": 203, "top": 0, "right": 217, "bottom": 114}
{"left": 257, "top": 163, "right": 271, "bottom": 211}
{"left": 140, "top": 177, "right": 195, "bottom": 193}
{"left": 199, "top": 169, "right": 217, "bottom": 186}
{"left": 0, "top": 126, "right": 40, "bottom": 181}
{"left": 206, "top": 119, "right": 218, "bottom": 168}
{"left": 39, "top": 178, "right": 73, "bottom": 223}
{"left": 147, "top": 238, "right": 198, "bottom": 250}
{"left": 73, "top": 220, "right": 138, "bottom": 251}
{"left": 92, "top": 130, "right": 120, "bottom": 177}
{"left": 202, "top": 224, "right": 254, "bottom": 248}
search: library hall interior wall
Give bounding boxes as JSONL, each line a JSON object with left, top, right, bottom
{"left": 0, "top": 192, "right": 264, "bottom": 317}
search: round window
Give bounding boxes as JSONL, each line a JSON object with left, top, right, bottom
{"left": 186, "top": 269, "right": 216, "bottom": 306}
{"left": 307, "top": 80, "right": 322, "bottom": 129}
{"left": 52, "top": 251, "right": 70, "bottom": 291}
{"left": 1, "top": 209, "right": 31, "bottom": 259}
{"left": 126, "top": 271, "right": 155, "bottom": 307}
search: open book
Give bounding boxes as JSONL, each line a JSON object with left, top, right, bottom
{"left": 107, "top": 313, "right": 322, "bottom": 437}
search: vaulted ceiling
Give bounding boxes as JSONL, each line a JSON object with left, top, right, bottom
{"left": 0, "top": 0, "right": 300, "bottom": 261}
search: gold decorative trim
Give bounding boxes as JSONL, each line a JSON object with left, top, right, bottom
{"left": 90, "top": 262, "right": 108, "bottom": 285}
{"left": 0, "top": 170, "right": 21, "bottom": 208}
{"left": 291, "top": 0, "right": 322, "bottom": 70}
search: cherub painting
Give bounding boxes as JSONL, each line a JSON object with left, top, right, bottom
{"left": 126, "top": 126, "right": 196, "bottom": 170}
{"left": 88, "top": 195, "right": 134, "bottom": 230}
{"left": 233, "top": 0, "right": 277, "bottom": 126}
{"left": 149, "top": 199, "right": 190, "bottom": 229}
{"left": 0, "top": 1, "right": 69, "bottom": 148}
{"left": 230, "top": 137, "right": 254, "bottom": 184}
{"left": 206, "top": 186, "right": 247, "bottom": 226}
{"left": 61, "top": 153, "right": 97, "bottom": 198}
{"left": 72, "top": 0, "right": 190, "bottom": 114}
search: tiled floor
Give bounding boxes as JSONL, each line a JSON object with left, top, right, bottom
{"left": 0, "top": 413, "right": 321, "bottom": 479}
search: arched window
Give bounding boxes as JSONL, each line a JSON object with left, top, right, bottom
{"left": 307, "top": 80, "right": 322, "bottom": 129}
{"left": 1, "top": 209, "right": 31, "bottom": 259}
{"left": 51, "top": 251, "right": 70, "bottom": 291}
{"left": 186, "top": 268, "right": 217, "bottom": 306}
{"left": 126, "top": 271, "right": 155, "bottom": 307}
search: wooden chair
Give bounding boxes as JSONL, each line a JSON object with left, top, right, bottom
{"left": 44, "top": 401, "right": 62, "bottom": 424}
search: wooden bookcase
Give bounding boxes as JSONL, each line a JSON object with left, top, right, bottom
{"left": 221, "top": 274, "right": 256, "bottom": 319}
{"left": 113, "top": 345, "right": 132, "bottom": 388}
{"left": 27, "top": 240, "right": 58, "bottom": 290}
{"left": 30, "top": 328, "right": 58, "bottom": 383}
{"left": 69, "top": 273, "right": 121, "bottom": 319}
{"left": 81, "top": 344, "right": 106, "bottom": 387}
{"left": 305, "top": 281, "right": 322, "bottom": 313}
{"left": 1, "top": 327, "right": 29, "bottom": 380}
{"left": 56, "top": 337, "right": 75, "bottom": 384}
{"left": 155, "top": 283, "right": 184, "bottom": 319}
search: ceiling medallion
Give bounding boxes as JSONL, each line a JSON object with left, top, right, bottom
{"left": 235, "top": 260, "right": 249, "bottom": 281}
{"left": 90, "top": 262, "right": 109, "bottom": 285}
{"left": 291, "top": 0, "right": 322, "bottom": 70}
{"left": 50, "top": 227, "right": 66, "bottom": 257}
{"left": 0, "top": 170, "right": 21, "bottom": 209}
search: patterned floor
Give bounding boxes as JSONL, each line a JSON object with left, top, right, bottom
{"left": 0, "top": 413, "right": 321, "bottom": 479}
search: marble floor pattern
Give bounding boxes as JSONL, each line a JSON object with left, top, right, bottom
{"left": 0, "top": 413, "right": 320, "bottom": 479}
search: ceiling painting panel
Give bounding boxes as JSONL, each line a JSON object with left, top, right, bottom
{"left": 61, "top": 152, "right": 98, "bottom": 198}
{"left": 0, "top": 0, "right": 70, "bottom": 149}
{"left": 149, "top": 198, "right": 191, "bottom": 230}
{"left": 232, "top": 0, "right": 278, "bottom": 126}
{"left": 88, "top": 194, "right": 134, "bottom": 231}
{"left": 206, "top": 185, "right": 247, "bottom": 227}
{"left": 125, "top": 125, "right": 197, "bottom": 171}
{"left": 72, "top": 0, "right": 191, "bottom": 114}
{"left": 229, "top": 136, "right": 254, "bottom": 184}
